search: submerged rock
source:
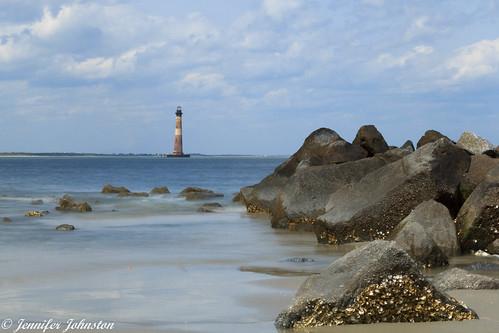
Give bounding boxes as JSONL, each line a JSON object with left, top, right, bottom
{"left": 315, "top": 139, "right": 470, "bottom": 245}
{"left": 2, "top": 217, "right": 12, "bottom": 223}
{"left": 56, "top": 195, "right": 92, "bottom": 212}
{"left": 31, "top": 199, "right": 44, "bottom": 205}
{"left": 118, "top": 191, "right": 149, "bottom": 197}
{"left": 456, "top": 166, "right": 499, "bottom": 251}
{"left": 275, "top": 241, "right": 477, "bottom": 329}
{"left": 416, "top": 130, "right": 450, "bottom": 148}
{"left": 150, "top": 186, "right": 170, "bottom": 194}
{"left": 352, "top": 125, "right": 389, "bottom": 156}
{"left": 197, "top": 202, "right": 223, "bottom": 213}
{"left": 457, "top": 131, "right": 494, "bottom": 155}
{"left": 101, "top": 184, "right": 130, "bottom": 194}
{"left": 271, "top": 149, "right": 409, "bottom": 230}
{"left": 179, "top": 187, "right": 224, "bottom": 201}
{"left": 433, "top": 268, "right": 499, "bottom": 291}
{"left": 56, "top": 224, "right": 76, "bottom": 231}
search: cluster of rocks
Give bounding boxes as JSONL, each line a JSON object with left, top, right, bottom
{"left": 102, "top": 184, "right": 171, "bottom": 197}
{"left": 56, "top": 195, "right": 92, "bottom": 212}
{"left": 237, "top": 126, "right": 499, "bottom": 327}
{"left": 238, "top": 126, "right": 499, "bottom": 266}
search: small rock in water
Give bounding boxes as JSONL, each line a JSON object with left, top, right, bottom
{"left": 197, "top": 202, "right": 223, "bottom": 213}
{"left": 25, "top": 210, "right": 46, "bottom": 217}
{"left": 56, "top": 224, "right": 76, "bottom": 231}
{"left": 284, "top": 257, "right": 316, "bottom": 263}
{"left": 180, "top": 187, "right": 224, "bottom": 201}
{"left": 101, "top": 184, "right": 130, "bottom": 194}
{"left": 2, "top": 217, "right": 12, "bottom": 223}
{"left": 433, "top": 267, "right": 499, "bottom": 291}
{"left": 150, "top": 186, "right": 170, "bottom": 194}
{"left": 56, "top": 195, "right": 92, "bottom": 212}
{"left": 118, "top": 191, "right": 149, "bottom": 197}
{"left": 31, "top": 199, "right": 44, "bottom": 205}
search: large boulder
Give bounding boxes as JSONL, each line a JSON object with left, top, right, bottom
{"left": 391, "top": 200, "right": 458, "bottom": 267}
{"left": 56, "top": 195, "right": 92, "bottom": 212}
{"left": 459, "top": 155, "right": 499, "bottom": 201}
{"left": 433, "top": 268, "right": 499, "bottom": 291}
{"left": 271, "top": 149, "right": 409, "bottom": 230}
{"left": 456, "top": 166, "right": 499, "bottom": 251}
{"left": 275, "top": 241, "right": 477, "bottom": 329}
{"left": 240, "top": 128, "right": 368, "bottom": 213}
{"left": 352, "top": 125, "right": 389, "bottom": 156}
{"left": 274, "top": 128, "right": 368, "bottom": 177}
{"left": 416, "top": 130, "right": 449, "bottom": 148}
{"left": 179, "top": 187, "right": 223, "bottom": 201}
{"left": 457, "top": 131, "right": 494, "bottom": 155}
{"left": 315, "top": 139, "right": 470, "bottom": 245}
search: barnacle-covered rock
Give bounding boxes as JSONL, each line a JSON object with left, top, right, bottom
{"left": 456, "top": 165, "right": 499, "bottom": 251}
{"left": 314, "top": 139, "right": 470, "bottom": 245}
{"left": 459, "top": 155, "right": 499, "bottom": 201}
{"left": 275, "top": 241, "right": 477, "bottom": 329}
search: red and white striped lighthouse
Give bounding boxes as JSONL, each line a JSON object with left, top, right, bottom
{"left": 168, "top": 106, "right": 190, "bottom": 158}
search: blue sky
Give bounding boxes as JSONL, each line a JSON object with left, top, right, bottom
{"left": 0, "top": 0, "right": 498, "bottom": 154}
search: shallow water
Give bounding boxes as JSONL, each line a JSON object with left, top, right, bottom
{"left": 0, "top": 157, "right": 498, "bottom": 333}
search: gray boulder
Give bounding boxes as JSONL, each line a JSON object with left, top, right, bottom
{"left": 179, "top": 187, "right": 224, "bottom": 201}
{"left": 401, "top": 140, "right": 415, "bottom": 152}
{"left": 433, "top": 268, "right": 499, "bottom": 291}
{"left": 459, "top": 155, "right": 499, "bottom": 201}
{"left": 352, "top": 125, "right": 389, "bottom": 156}
{"left": 457, "top": 131, "right": 494, "bottom": 155}
{"left": 240, "top": 174, "right": 287, "bottom": 213}
{"left": 275, "top": 241, "right": 477, "bottom": 329}
{"left": 456, "top": 166, "right": 499, "bottom": 251}
{"left": 315, "top": 139, "right": 470, "bottom": 245}
{"left": 271, "top": 149, "right": 409, "bottom": 230}
{"left": 417, "top": 130, "right": 449, "bottom": 148}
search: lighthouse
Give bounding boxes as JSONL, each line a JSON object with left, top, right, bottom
{"left": 167, "top": 106, "right": 190, "bottom": 157}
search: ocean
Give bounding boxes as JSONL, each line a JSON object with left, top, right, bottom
{"left": 1, "top": 157, "right": 498, "bottom": 333}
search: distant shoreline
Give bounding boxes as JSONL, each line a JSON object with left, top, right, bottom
{"left": 0, "top": 152, "right": 286, "bottom": 158}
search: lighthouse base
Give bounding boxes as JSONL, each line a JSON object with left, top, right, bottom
{"left": 166, "top": 154, "right": 190, "bottom": 158}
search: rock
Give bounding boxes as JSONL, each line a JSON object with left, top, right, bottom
{"left": 240, "top": 128, "right": 368, "bottom": 214}
{"left": 352, "top": 125, "right": 389, "bottom": 156}
{"left": 487, "top": 239, "right": 499, "bottom": 254}
{"left": 483, "top": 148, "right": 499, "bottom": 158}
{"left": 179, "top": 187, "right": 224, "bottom": 201}
{"left": 459, "top": 155, "right": 499, "bottom": 201}
{"left": 197, "top": 202, "right": 223, "bottom": 213}
{"left": 417, "top": 130, "right": 450, "bottom": 148}
{"left": 284, "top": 257, "right": 316, "bottom": 263}
{"left": 31, "top": 199, "right": 44, "bottom": 205}
{"left": 315, "top": 139, "right": 470, "bottom": 245}
{"left": 275, "top": 241, "right": 477, "bottom": 329}
{"left": 271, "top": 149, "right": 409, "bottom": 230}
{"left": 25, "top": 210, "right": 46, "bottom": 217}
{"left": 56, "top": 224, "right": 76, "bottom": 231}
{"left": 401, "top": 140, "right": 415, "bottom": 152}
{"left": 232, "top": 192, "right": 242, "bottom": 203}
{"left": 118, "top": 192, "right": 149, "bottom": 197}
{"left": 150, "top": 186, "right": 170, "bottom": 194}
{"left": 457, "top": 131, "right": 494, "bottom": 155}
{"left": 392, "top": 200, "right": 459, "bottom": 259}
{"left": 2, "top": 217, "right": 12, "bottom": 223}
{"left": 456, "top": 166, "right": 499, "bottom": 251}
{"left": 274, "top": 128, "right": 368, "bottom": 177}
{"left": 101, "top": 184, "right": 130, "bottom": 194}
{"left": 433, "top": 268, "right": 499, "bottom": 291}
{"left": 56, "top": 195, "right": 92, "bottom": 212}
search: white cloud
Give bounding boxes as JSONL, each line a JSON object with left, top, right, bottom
{"left": 178, "top": 72, "right": 236, "bottom": 96}
{"left": 262, "top": 0, "right": 302, "bottom": 20}
{"left": 447, "top": 38, "right": 499, "bottom": 82}
{"left": 0, "top": 36, "right": 30, "bottom": 63}
{"left": 376, "top": 45, "right": 434, "bottom": 68}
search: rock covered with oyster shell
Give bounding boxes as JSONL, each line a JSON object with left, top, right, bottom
{"left": 275, "top": 241, "right": 478, "bottom": 329}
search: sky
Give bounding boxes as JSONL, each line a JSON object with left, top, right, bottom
{"left": 0, "top": 0, "right": 498, "bottom": 155}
